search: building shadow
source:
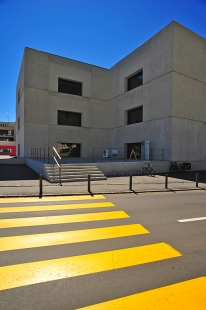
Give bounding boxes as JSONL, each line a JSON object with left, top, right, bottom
{"left": 0, "top": 164, "right": 39, "bottom": 181}
{"left": 157, "top": 171, "right": 206, "bottom": 184}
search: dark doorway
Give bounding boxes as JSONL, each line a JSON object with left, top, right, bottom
{"left": 127, "top": 143, "right": 141, "bottom": 159}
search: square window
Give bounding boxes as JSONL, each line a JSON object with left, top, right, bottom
{"left": 128, "top": 71, "right": 143, "bottom": 91}
{"left": 58, "top": 78, "right": 82, "bottom": 96}
{"left": 58, "top": 111, "right": 81, "bottom": 127}
{"left": 127, "top": 106, "right": 143, "bottom": 125}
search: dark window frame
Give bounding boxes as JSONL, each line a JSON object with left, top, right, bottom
{"left": 57, "top": 110, "right": 82, "bottom": 127}
{"left": 57, "top": 142, "right": 81, "bottom": 158}
{"left": 18, "top": 88, "right": 20, "bottom": 103}
{"left": 127, "top": 106, "right": 143, "bottom": 125}
{"left": 127, "top": 70, "right": 143, "bottom": 91}
{"left": 127, "top": 142, "right": 141, "bottom": 159}
{"left": 58, "top": 78, "right": 82, "bottom": 96}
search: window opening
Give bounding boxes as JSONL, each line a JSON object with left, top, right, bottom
{"left": 127, "top": 106, "right": 143, "bottom": 125}
{"left": 128, "top": 71, "right": 143, "bottom": 91}
{"left": 58, "top": 78, "right": 82, "bottom": 96}
{"left": 58, "top": 111, "right": 81, "bottom": 127}
{"left": 57, "top": 143, "right": 81, "bottom": 158}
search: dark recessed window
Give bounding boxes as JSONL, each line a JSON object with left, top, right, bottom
{"left": 18, "top": 88, "right": 20, "bottom": 103}
{"left": 58, "top": 78, "right": 82, "bottom": 96}
{"left": 58, "top": 110, "right": 81, "bottom": 127}
{"left": 128, "top": 71, "right": 143, "bottom": 91}
{"left": 127, "top": 106, "right": 143, "bottom": 125}
{"left": 57, "top": 143, "right": 81, "bottom": 158}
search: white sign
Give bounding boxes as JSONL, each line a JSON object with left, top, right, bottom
{"left": 112, "top": 150, "right": 118, "bottom": 158}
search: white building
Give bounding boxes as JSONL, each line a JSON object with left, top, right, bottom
{"left": 16, "top": 21, "right": 206, "bottom": 163}
{"left": 0, "top": 122, "right": 16, "bottom": 156}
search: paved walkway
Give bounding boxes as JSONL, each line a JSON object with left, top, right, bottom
{"left": 0, "top": 174, "right": 205, "bottom": 197}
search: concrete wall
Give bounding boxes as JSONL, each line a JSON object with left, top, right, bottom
{"left": 26, "top": 158, "right": 49, "bottom": 179}
{"left": 172, "top": 22, "right": 206, "bottom": 161}
{"left": 16, "top": 21, "right": 206, "bottom": 164}
{"left": 107, "top": 22, "right": 174, "bottom": 159}
{"left": 16, "top": 51, "right": 26, "bottom": 157}
{"left": 0, "top": 158, "right": 26, "bottom": 164}
{"left": 96, "top": 161, "right": 170, "bottom": 176}
{"left": 19, "top": 49, "right": 109, "bottom": 157}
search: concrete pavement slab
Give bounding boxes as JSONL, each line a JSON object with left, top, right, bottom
{"left": 0, "top": 175, "right": 205, "bottom": 197}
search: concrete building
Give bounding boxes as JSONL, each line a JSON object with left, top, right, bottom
{"left": 16, "top": 21, "right": 206, "bottom": 163}
{"left": 0, "top": 122, "right": 16, "bottom": 156}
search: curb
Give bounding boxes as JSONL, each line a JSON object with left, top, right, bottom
{"left": 0, "top": 187, "right": 204, "bottom": 198}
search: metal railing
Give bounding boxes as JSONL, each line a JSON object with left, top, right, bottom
{"left": 31, "top": 147, "right": 52, "bottom": 163}
{"left": 91, "top": 148, "right": 164, "bottom": 162}
{"left": 30, "top": 147, "right": 164, "bottom": 163}
{"left": 53, "top": 147, "right": 62, "bottom": 184}
{"left": 31, "top": 147, "right": 62, "bottom": 183}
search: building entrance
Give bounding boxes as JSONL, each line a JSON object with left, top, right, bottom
{"left": 127, "top": 142, "right": 141, "bottom": 160}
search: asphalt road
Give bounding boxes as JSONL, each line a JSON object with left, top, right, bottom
{"left": 0, "top": 191, "right": 206, "bottom": 309}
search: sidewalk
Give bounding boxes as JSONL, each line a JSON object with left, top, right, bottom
{"left": 0, "top": 174, "right": 205, "bottom": 197}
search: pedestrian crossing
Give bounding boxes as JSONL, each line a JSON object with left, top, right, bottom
{"left": 0, "top": 195, "right": 106, "bottom": 204}
{"left": 0, "top": 210, "right": 129, "bottom": 228}
{"left": 0, "top": 195, "right": 205, "bottom": 309}
{"left": 77, "top": 277, "right": 206, "bottom": 309}
{"left": 0, "top": 243, "right": 181, "bottom": 291}
{"left": 0, "top": 201, "right": 115, "bottom": 213}
{"left": 0, "top": 223, "right": 149, "bottom": 251}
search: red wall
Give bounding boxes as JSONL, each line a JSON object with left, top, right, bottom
{"left": 0, "top": 145, "right": 16, "bottom": 156}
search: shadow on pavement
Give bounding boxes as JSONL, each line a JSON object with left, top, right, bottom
{"left": 158, "top": 170, "right": 206, "bottom": 184}
{"left": 0, "top": 164, "right": 39, "bottom": 181}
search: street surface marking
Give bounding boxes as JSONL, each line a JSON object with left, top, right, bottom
{"left": 0, "top": 202, "right": 114, "bottom": 213}
{"left": 0, "top": 224, "right": 149, "bottom": 251}
{"left": 0, "top": 243, "right": 181, "bottom": 291}
{"left": 178, "top": 216, "right": 206, "bottom": 223}
{"left": 77, "top": 277, "right": 206, "bottom": 309}
{"left": 0, "top": 195, "right": 105, "bottom": 204}
{"left": 0, "top": 211, "right": 129, "bottom": 229}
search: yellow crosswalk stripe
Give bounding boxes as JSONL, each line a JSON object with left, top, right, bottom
{"left": 0, "top": 243, "right": 181, "bottom": 291}
{"left": 77, "top": 277, "right": 206, "bottom": 309}
{"left": 0, "top": 224, "right": 149, "bottom": 251}
{"left": 0, "top": 211, "right": 129, "bottom": 229}
{"left": 0, "top": 195, "right": 105, "bottom": 204}
{"left": 0, "top": 202, "right": 114, "bottom": 213}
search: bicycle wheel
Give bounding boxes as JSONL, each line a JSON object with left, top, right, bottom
{"left": 150, "top": 168, "right": 156, "bottom": 177}
{"left": 142, "top": 167, "right": 147, "bottom": 175}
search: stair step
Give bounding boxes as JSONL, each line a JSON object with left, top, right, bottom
{"left": 47, "top": 171, "right": 104, "bottom": 175}
{"left": 45, "top": 163, "right": 106, "bottom": 183}
{"left": 50, "top": 177, "right": 107, "bottom": 183}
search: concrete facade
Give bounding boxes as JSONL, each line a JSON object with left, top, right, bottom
{"left": 16, "top": 21, "right": 206, "bottom": 162}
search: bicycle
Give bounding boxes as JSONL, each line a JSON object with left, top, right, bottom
{"left": 142, "top": 163, "right": 156, "bottom": 177}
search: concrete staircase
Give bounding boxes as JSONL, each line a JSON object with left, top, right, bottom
{"left": 45, "top": 163, "right": 107, "bottom": 183}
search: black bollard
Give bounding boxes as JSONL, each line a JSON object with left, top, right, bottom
{"left": 129, "top": 175, "right": 132, "bottom": 190}
{"left": 88, "top": 175, "right": 91, "bottom": 192}
{"left": 196, "top": 173, "right": 199, "bottom": 187}
{"left": 39, "top": 174, "right": 43, "bottom": 198}
{"left": 165, "top": 174, "right": 168, "bottom": 189}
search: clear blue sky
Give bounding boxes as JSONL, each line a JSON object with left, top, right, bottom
{"left": 0, "top": 0, "right": 206, "bottom": 122}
